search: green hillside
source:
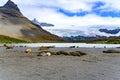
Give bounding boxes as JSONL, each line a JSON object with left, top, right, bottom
{"left": 89, "top": 38, "right": 120, "bottom": 44}
{"left": 0, "top": 35, "right": 29, "bottom": 43}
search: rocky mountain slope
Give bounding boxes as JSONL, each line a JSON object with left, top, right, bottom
{"left": 0, "top": 0, "right": 64, "bottom": 42}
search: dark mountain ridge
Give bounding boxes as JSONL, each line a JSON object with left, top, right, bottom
{"left": 99, "top": 28, "right": 120, "bottom": 34}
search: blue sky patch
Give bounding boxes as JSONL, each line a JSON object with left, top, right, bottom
{"left": 98, "top": 11, "right": 120, "bottom": 17}
{"left": 58, "top": 9, "right": 75, "bottom": 17}
{"left": 57, "top": 1, "right": 120, "bottom": 18}
{"left": 92, "top": 1, "right": 105, "bottom": 9}
{"left": 58, "top": 8, "right": 89, "bottom": 17}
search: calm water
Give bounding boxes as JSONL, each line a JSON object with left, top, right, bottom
{"left": 12, "top": 43, "right": 120, "bottom": 48}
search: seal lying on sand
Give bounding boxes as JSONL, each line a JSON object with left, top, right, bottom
{"left": 37, "top": 52, "right": 51, "bottom": 56}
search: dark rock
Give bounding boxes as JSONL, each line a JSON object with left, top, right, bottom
{"left": 6, "top": 46, "right": 14, "bottom": 49}
{"left": 99, "top": 28, "right": 120, "bottom": 34}
{"left": 69, "top": 46, "right": 76, "bottom": 48}
{"left": 3, "top": 0, "right": 20, "bottom": 11}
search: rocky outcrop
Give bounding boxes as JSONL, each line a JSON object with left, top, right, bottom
{"left": 3, "top": 0, "right": 20, "bottom": 11}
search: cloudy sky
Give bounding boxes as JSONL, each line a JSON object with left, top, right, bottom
{"left": 0, "top": 0, "right": 120, "bottom": 29}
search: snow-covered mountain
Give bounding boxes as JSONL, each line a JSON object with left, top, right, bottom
{"left": 32, "top": 18, "right": 54, "bottom": 27}
{"left": 43, "top": 29, "right": 87, "bottom": 37}
{"left": 31, "top": 18, "right": 120, "bottom": 38}
{"left": 87, "top": 25, "right": 120, "bottom": 37}
{"left": 43, "top": 25, "right": 120, "bottom": 37}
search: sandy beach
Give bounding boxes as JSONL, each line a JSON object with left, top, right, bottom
{"left": 0, "top": 47, "right": 120, "bottom": 80}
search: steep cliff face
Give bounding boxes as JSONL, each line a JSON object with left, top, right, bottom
{"left": 0, "top": 0, "right": 64, "bottom": 42}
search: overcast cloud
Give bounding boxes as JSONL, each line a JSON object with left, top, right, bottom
{"left": 0, "top": 0, "right": 120, "bottom": 29}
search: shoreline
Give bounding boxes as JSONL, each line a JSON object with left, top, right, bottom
{"left": 1, "top": 43, "right": 120, "bottom": 48}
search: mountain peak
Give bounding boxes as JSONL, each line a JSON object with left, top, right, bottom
{"left": 3, "top": 0, "right": 20, "bottom": 11}
{"left": 33, "top": 18, "right": 38, "bottom": 22}
{"left": 32, "top": 18, "right": 55, "bottom": 27}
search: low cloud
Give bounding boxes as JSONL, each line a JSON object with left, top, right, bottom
{"left": 0, "top": 0, "right": 120, "bottom": 30}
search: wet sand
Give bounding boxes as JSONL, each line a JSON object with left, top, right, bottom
{"left": 0, "top": 47, "right": 120, "bottom": 80}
